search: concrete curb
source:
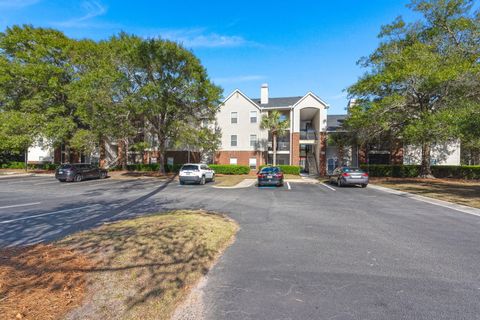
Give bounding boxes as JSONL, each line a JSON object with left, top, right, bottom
{"left": 0, "top": 173, "right": 34, "bottom": 179}
{"left": 213, "top": 179, "right": 257, "bottom": 189}
{"left": 369, "top": 184, "right": 480, "bottom": 217}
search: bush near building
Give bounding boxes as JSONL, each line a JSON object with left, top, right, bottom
{"left": 208, "top": 165, "right": 250, "bottom": 175}
{"left": 259, "top": 165, "right": 302, "bottom": 175}
{"left": 360, "top": 164, "right": 480, "bottom": 180}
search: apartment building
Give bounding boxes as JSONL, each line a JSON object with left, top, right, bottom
{"left": 215, "top": 84, "right": 330, "bottom": 175}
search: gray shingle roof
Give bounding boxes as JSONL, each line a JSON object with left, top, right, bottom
{"left": 251, "top": 96, "right": 303, "bottom": 108}
{"left": 327, "top": 114, "right": 347, "bottom": 131}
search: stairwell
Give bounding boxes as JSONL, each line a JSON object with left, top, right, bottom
{"left": 306, "top": 153, "right": 319, "bottom": 176}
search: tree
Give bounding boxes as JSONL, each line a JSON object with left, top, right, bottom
{"left": 132, "top": 38, "right": 222, "bottom": 174}
{"left": 0, "top": 25, "right": 78, "bottom": 160}
{"left": 347, "top": 0, "right": 480, "bottom": 177}
{"left": 260, "top": 110, "right": 289, "bottom": 165}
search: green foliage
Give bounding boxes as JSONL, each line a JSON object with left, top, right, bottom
{"left": 260, "top": 110, "right": 290, "bottom": 166}
{"left": 259, "top": 165, "right": 302, "bottom": 175}
{"left": 347, "top": 0, "right": 480, "bottom": 177}
{"left": 208, "top": 165, "right": 250, "bottom": 175}
{"left": 0, "top": 162, "right": 57, "bottom": 170}
{"left": 360, "top": 164, "right": 480, "bottom": 179}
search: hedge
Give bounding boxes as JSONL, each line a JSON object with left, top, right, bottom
{"left": 125, "top": 163, "right": 183, "bottom": 172}
{"left": 208, "top": 164, "right": 250, "bottom": 175}
{"left": 360, "top": 164, "right": 480, "bottom": 179}
{"left": 259, "top": 165, "right": 302, "bottom": 175}
{"left": 0, "top": 162, "right": 58, "bottom": 170}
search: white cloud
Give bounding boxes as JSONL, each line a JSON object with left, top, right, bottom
{"left": 213, "top": 75, "right": 266, "bottom": 84}
{"left": 0, "top": 0, "right": 39, "bottom": 8}
{"left": 143, "top": 28, "right": 257, "bottom": 49}
{"left": 52, "top": 1, "right": 107, "bottom": 28}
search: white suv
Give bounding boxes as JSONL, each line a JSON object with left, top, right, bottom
{"left": 179, "top": 163, "right": 215, "bottom": 185}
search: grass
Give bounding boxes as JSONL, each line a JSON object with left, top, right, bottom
{"left": 371, "top": 177, "right": 480, "bottom": 209}
{"left": 0, "top": 210, "right": 238, "bottom": 320}
{"left": 214, "top": 173, "right": 300, "bottom": 187}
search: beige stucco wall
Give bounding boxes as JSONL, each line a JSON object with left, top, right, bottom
{"left": 292, "top": 94, "right": 328, "bottom": 132}
{"left": 217, "top": 91, "right": 268, "bottom": 151}
{"left": 403, "top": 141, "right": 461, "bottom": 165}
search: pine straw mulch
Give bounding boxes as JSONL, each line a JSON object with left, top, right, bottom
{"left": 0, "top": 244, "right": 93, "bottom": 320}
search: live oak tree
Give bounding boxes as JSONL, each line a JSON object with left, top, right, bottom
{"left": 347, "top": 0, "right": 480, "bottom": 177}
{"left": 132, "top": 38, "right": 222, "bottom": 174}
{"left": 0, "top": 25, "right": 78, "bottom": 159}
{"left": 260, "top": 110, "right": 289, "bottom": 166}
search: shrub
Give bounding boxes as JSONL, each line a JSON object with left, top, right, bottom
{"left": 259, "top": 165, "right": 302, "bottom": 175}
{"left": 1, "top": 161, "right": 26, "bottom": 169}
{"left": 360, "top": 164, "right": 480, "bottom": 179}
{"left": 209, "top": 164, "right": 250, "bottom": 175}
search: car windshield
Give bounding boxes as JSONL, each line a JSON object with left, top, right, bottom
{"left": 260, "top": 167, "right": 280, "bottom": 174}
{"left": 181, "top": 165, "right": 199, "bottom": 171}
{"left": 342, "top": 167, "right": 363, "bottom": 173}
{"left": 59, "top": 164, "right": 72, "bottom": 169}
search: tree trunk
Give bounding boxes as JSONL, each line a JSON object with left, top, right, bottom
{"left": 420, "top": 142, "right": 433, "bottom": 178}
{"left": 272, "top": 133, "right": 277, "bottom": 166}
{"left": 158, "top": 135, "right": 166, "bottom": 175}
{"left": 24, "top": 148, "right": 28, "bottom": 172}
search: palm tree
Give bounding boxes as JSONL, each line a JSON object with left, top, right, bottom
{"left": 260, "top": 110, "right": 289, "bottom": 165}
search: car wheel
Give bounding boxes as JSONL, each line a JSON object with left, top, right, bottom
{"left": 99, "top": 172, "right": 107, "bottom": 179}
{"left": 199, "top": 176, "right": 206, "bottom": 185}
{"left": 180, "top": 180, "right": 185, "bottom": 185}
{"left": 59, "top": 179, "right": 66, "bottom": 183}
{"left": 74, "top": 174, "right": 83, "bottom": 182}
{"left": 337, "top": 179, "right": 342, "bottom": 187}
{"left": 210, "top": 174, "right": 215, "bottom": 182}
{"left": 361, "top": 184, "right": 367, "bottom": 188}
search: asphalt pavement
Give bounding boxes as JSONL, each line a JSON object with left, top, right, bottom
{"left": 0, "top": 175, "right": 479, "bottom": 319}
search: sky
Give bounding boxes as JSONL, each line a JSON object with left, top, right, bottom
{"left": 0, "top": 0, "right": 426, "bottom": 114}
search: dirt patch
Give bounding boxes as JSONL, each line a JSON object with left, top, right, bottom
{"left": 371, "top": 177, "right": 480, "bottom": 209}
{"left": 0, "top": 244, "right": 93, "bottom": 320}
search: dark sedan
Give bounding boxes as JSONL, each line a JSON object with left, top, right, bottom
{"left": 257, "top": 166, "right": 284, "bottom": 187}
{"left": 55, "top": 163, "right": 108, "bottom": 182}
{"left": 329, "top": 166, "right": 369, "bottom": 188}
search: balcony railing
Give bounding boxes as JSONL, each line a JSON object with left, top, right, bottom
{"left": 268, "top": 141, "right": 290, "bottom": 151}
{"left": 300, "top": 130, "right": 317, "bottom": 140}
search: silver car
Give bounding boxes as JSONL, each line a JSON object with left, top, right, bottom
{"left": 329, "top": 167, "right": 369, "bottom": 188}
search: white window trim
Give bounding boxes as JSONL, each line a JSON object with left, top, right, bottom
{"left": 230, "top": 158, "right": 238, "bottom": 165}
{"left": 250, "top": 111, "right": 257, "bottom": 123}
{"left": 231, "top": 112, "right": 238, "bottom": 124}
{"left": 250, "top": 134, "right": 257, "bottom": 147}
{"left": 231, "top": 134, "right": 238, "bottom": 147}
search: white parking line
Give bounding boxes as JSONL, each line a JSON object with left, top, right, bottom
{"left": 0, "top": 204, "right": 101, "bottom": 224}
{"left": 0, "top": 202, "right": 41, "bottom": 210}
{"left": 286, "top": 182, "right": 291, "bottom": 190}
{"left": 320, "top": 183, "right": 336, "bottom": 191}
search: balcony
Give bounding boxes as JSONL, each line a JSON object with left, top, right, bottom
{"left": 300, "top": 130, "right": 317, "bottom": 140}
{"left": 268, "top": 141, "right": 290, "bottom": 152}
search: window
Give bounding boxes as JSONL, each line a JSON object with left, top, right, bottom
{"left": 231, "top": 135, "right": 237, "bottom": 147}
{"left": 249, "top": 158, "right": 257, "bottom": 169}
{"left": 250, "top": 134, "right": 257, "bottom": 147}
{"left": 230, "top": 158, "right": 237, "bottom": 165}
{"left": 279, "top": 114, "right": 287, "bottom": 122}
{"left": 231, "top": 112, "right": 238, "bottom": 124}
{"left": 167, "top": 157, "right": 174, "bottom": 166}
{"left": 250, "top": 111, "right": 257, "bottom": 123}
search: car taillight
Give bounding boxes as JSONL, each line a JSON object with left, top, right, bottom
{"left": 257, "top": 174, "right": 264, "bottom": 178}
{"left": 276, "top": 173, "right": 283, "bottom": 178}
{"left": 362, "top": 173, "right": 369, "bottom": 177}
{"left": 342, "top": 172, "right": 350, "bottom": 177}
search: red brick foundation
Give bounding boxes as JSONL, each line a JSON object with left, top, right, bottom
{"left": 319, "top": 132, "right": 327, "bottom": 176}
{"left": 215, "top": 151, "right": 266, "bottom": 168}
{"left": 291, "top": 133, "right": 300, "bottom": 166}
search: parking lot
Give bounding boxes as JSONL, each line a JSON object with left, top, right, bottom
{"left": 1, "top": 174, "right": 480, "bottom": 319}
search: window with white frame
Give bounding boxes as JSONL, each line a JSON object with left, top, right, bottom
{"left": 249, "top": 158, "right": 257, "bottom": 169}
{"left": 231, "top": 135, "right": 237, "bottom": 147}
{"left": 250, "top": 111, "right": 257, "bottom": 123}
{"left": 230, "top": 158, "right": 238, "bottom": 165}
{"left": 250, "top": 134, "right": 257, "bottom": 147}
{"left": 231, "top": 112, "right": 238, "bottom": 124}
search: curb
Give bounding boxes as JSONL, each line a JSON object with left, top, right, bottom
{"left": 213, "top": 179, "right": 257, "bottom": 189}
{"left": 369, "top": 184, "right": 480, "bottom": 217}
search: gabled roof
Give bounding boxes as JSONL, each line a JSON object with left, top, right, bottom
{"left": 250, "top": 96, "right": 303, "bottom": 109}
{"left": 221, "top": 89, "right": 261, "bottom": 110}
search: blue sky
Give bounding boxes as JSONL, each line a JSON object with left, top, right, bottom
{"left": 1, "top": 0, "right": 425, "bottom": 114}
